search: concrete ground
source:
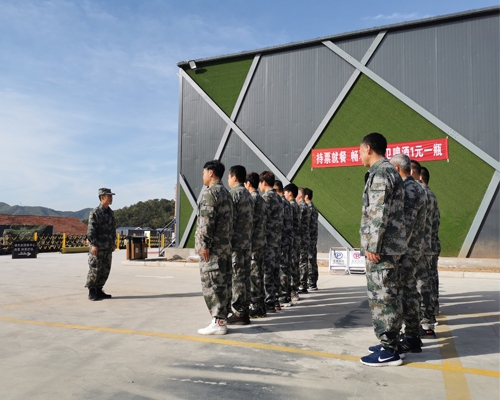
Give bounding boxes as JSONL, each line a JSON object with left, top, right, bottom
{"left": 0, "top": 250, "right": 498, "bottom": 400}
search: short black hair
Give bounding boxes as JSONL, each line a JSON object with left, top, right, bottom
{"left": 284, "top": 183, "right": 298, "bottom": 198}
{"left": 410, "top": 160, "right": 422, "bottom": 175}
{"left": 259, "top": 170, "right": 275, "bottom": 186}
{"left": 361, "top": 132, "right": 387, "bottom": 156}
{"left": 421, "top": 166, "right": 430, "bottom": 184}
{"left": 274, "top": 180, "right": 284, "bottom": 193}
{"left": 304, "top": 188, "right": 313, "bottom": 200}
{"left": 245, "top": 172, "right": 259, "bottom": 189}
{"left": 229, "top": 165, "right": 246, "bottom": 183}
{"left": 203, "top": 160, "right": 225, "bottom": 179}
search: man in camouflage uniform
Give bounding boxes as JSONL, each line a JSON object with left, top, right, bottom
{"left": 227, "top": 165, "right": 253, "bottom": 325}
{"left": 304, "top": 188, "right": 319, "bottom": 291}
{"left": 420, "top": 166, "right": 441, "bottom": 338}
{"left": 410, "top": 160, "right": 437, "bottom": 338}
{"left": 245, "top": 172, "right": 267, "bottom": 318}
{"left": 274, "top": 180, "right": 293, "bottom": 307}
{"left": 284, "top": 183, "right": 301, "bottom": 303}
{"left": 390, "top": 154, "right": 427, "bottom": 354}
{"left": 86, "top": 188, "right": 117, "bottom": 301}
{"left": 195, "top": 160, "right": 233, "bottom": 335}
{"left": 359, "top": 133, "right": 407, "bottom": 367}
{"left": 259, "top": 171, "right": 283, "bottom": 313}
{"left": 296, "top": 187, "right": 310, "bottom": 294}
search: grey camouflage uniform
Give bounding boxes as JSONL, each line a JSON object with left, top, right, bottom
{"left": 262, "top": 189, "right": 283, "bottom": 306}
{"left": 289, "top": 198, "right": 301, "bottom": 295}
{"left": 278, "top": 194, "right": 293, "bottom": 302}
{"left": 229, "top": 183, "right": 253, "bottom": 317}
{"left": 298, "top": 199, "right": 310, "bottom": 289}
{"left": 361, "top": 157, "right": 407, "bottom": 351}
{"left": 195, "top": 181, "right": 233, "bottom": 319}
{"left": 86, "top": 204, "right": 116, "bottom": 289}
{"left": 398, "top": 176, "right": 427, "bottom": 338}
{"left": 307, "top": 202, "right": 319, "bottom": 287}
{"left": 249, "top": 190, "right": 267, "bottom": 311}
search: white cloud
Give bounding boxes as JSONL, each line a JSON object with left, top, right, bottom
{"left": 363, "top": 12, "right": 420, "bottom": 21}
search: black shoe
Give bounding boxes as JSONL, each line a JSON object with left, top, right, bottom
{"left": 308, "top": 284, "right": 318, "bottom": 291}
{"left": 298, "top": 286, "right": 308, "bottom": 294}
{"left": 88, "top": 288, "right": 102, "bottom": 301}
{"left": 419, "top": 325, "right": 437, "bottom": 339}
{"left": 399, "top": 336, "right": 422, "bottom": 353}
{"left": 227, "top": 313, "right": 250, "bottom": 325}
{"left": 97, "top": 288, "right": 112, "bottom": 299}
{"left": 265, "top": 304, "right": 277, "bottom": 313}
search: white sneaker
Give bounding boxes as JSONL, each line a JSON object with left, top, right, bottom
{"left": 198, "top": 318, "right": 227, "bottom": 335}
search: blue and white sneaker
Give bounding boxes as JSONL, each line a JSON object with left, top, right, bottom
{"left": 368, "top": 343, "right": 406, "bottom": 359}
{"left": 361, "top": 348, "right": 403, "bottom": 367}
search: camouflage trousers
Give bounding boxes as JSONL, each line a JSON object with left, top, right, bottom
{"left": 200, "top": 254, "right": 230, "bottom": 319}
{"left": 299, "top": 244, "right": 309, "bottom": 288}
{"left": 365, "top": 255, "right": 402, "bottom": 351}
{"left": 290, "top": 239, "right": 301, "bottom": 293}
{"left": 263, "top": 246, "right": 279, "bottom": 306}
{"left": 249, "top": 248, "right": 265, "bottom": 308}
{"left": 85, "top": 249, "right": 113, "bottom": 289}
{"left": 417, "top": 256, "right": 436, "bottom": 325}
{"left": 230, "top": 249, "right": 251, "bottom": 316}
{"left": 278, "top": 243, "right": 291, "bottom": 301}
{"left": 430, "top": 255, "right": 440, "bottom": 316}
{"left": 398, "top": 255, "right": 420, "bottom": 338}
{"left": 308, "top": 241, "right": 318, "bottom": 286}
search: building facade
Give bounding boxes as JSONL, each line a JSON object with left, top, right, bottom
{"left": 176, "top": 7, "right": 500, "bottom": 258}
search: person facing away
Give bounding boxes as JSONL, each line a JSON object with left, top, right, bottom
{"left": 359, "top": 132, "right": 407, "bottom": 367}
{"left": 195, "top": 160, "right": 233, "bottom": 335}
{"left": 304, "top": 188, "right": 319, "bottom": 291}
{"left": 227, "top": 165, "right": 253, "bottom": 325}
{"left": 86, "top": 188, "right": 116, "bottom": 301}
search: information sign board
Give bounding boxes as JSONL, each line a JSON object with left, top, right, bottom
{"left": 12, "top": 241, "right": 38, "bottom": 259}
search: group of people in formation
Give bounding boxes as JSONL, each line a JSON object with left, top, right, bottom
{"left": 359, "top": 132, "right": 440, "bottom": 367}
{"left": 194, "top": 132, "right": 441, "bottom": 370}
{"left": 195, "top": 162, "right": 319, "bottom": 335}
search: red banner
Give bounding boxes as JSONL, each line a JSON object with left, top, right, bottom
{"left": 311, "top": 138, "right": 448, "bottom": 168}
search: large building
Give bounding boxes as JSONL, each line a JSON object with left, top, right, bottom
{"left": 175, "top": 7, "right": 499, "bottom": 258}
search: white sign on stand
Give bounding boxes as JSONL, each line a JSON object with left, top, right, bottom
{"left": 347, "top": 249, "right": 366, "bottom": 274}
{"left": 329, "top": 247, "right": 348, "bottom": 274}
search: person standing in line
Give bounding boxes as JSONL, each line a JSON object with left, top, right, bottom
{"left": 86, "top": 188, "right": 116, "bottom": 301}
{"left": 388, "top": 154, "right": 427, "bottom": 354}
{"left": 195, "top": 160, "right": 233, "bottom": 335}
{"left": 259, "top": 171, "right": 283, "bottom": 313}
{"left": 359, "top": 133, "right": 407, "bottom": 367}
{"left": 227, "top": 165, "right": 254, "bottom": 325}
{"left": 274, "top": 180, "right": 293, "bottom": 307}
{"left": 245, "top": 172, "right": 268, "bottom": 318}
{"left": 304, "top": 188, "right": 319, "bottom": 291}
{"left": 420, "top": 166, "right": 441, "bottom": 336}
{"left": 296, "top": 187, "right": 310, "bottom": 294}
{"left": 284, "top": 183, "right": 301, "bottom": 303}
{"left": 410, "top": 160, "right": 437, "bottom": 338}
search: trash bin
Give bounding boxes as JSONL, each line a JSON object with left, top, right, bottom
{"left": 126, "top": 236, "right": 148, "bottom": 260}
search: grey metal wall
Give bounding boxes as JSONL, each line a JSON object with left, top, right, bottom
{"left": 469, "top": 187, "right": 500, "bottom": 258}
{"left": 235, "top": 45, "right": 356, "bottom": 176}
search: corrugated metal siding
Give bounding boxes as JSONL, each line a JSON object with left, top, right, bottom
{"left": 219, "top": 131, "right": 269, "bottom": 175}
{"left": 180, "top": 79, "right": 228, "bottom": 198}
{"left": 334, "top": 35, "right": 377, "bottom": 62}
{"left": 368, "top": 14, "right": 499, "bottom": 161}
{"left": 236, "top": 45, "right": 356, "bottom": 176}
{"left": 469, "top": 189, "right": 500, "bottom": 258}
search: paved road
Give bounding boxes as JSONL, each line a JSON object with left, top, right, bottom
{"left": 0, "top": 250, "right": 498, "bottom": 400}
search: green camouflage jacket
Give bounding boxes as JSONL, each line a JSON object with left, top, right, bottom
{"left": 250, "top": 190, "right": 267, "bottom": 251}
{"left": 230, "top": 183, "right": 253, "bottom": 251}
{"left": 262, "top": 188, "right": 283, "bottom": 248}
{"left": 402, "top": 176, "right": 427, "bottom": 260}
{"left": 87, "top": 204, "right": 116, "bottom": 250}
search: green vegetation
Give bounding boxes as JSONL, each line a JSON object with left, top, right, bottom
{"left": 113, "top": 199, "right": 175, "bottom": 229}
{"left": 179, "top": 186, "right": 196, "bottom": 247}
{"left": 293, "top": 74, "right": 494, "bottom": 256}
{"left": 185, "top": 56, "right": 254, "bottom": 117}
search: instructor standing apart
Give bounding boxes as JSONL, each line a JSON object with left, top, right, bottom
{"left": 86, "top": 188, "right": 116, "bottom": 301}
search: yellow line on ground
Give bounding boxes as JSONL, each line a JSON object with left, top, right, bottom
{"left": 0, "top": 316, "right": 499, "bottom": 379}
{"left": 436, "top": 315, "right": 471, "bottom": 400}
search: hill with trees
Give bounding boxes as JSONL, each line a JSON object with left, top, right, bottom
{"left": 0, "top": 202, "right": 92, "bottom": 221}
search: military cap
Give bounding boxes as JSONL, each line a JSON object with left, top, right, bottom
{"left": 98, "top": 188, "right": 115, "bottom": 196}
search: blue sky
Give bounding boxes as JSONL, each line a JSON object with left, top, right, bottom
{"left": 0, "top": 0, "right": 497, "bottom": 211}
